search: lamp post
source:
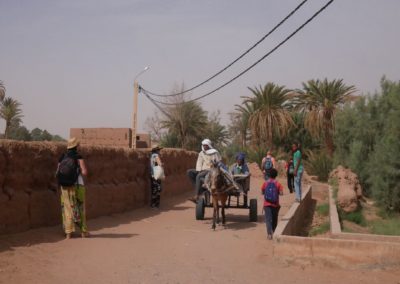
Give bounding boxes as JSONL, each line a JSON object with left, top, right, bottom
{"left": 131, "top": 66, "right": 150, "bottom": 149}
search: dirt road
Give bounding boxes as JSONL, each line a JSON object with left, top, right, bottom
{"left": 0, "top": 174, "right": 399, "bottom": 284}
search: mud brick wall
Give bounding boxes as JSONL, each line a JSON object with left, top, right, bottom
{"left": 70, "top": 128, "right": 132, "bottom": 148}
{"left": 0, "top": 140, "right": 196, "bottom": 235}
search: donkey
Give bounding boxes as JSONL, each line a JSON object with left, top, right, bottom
{"left": 206, "top": 161, "right": 229, "bottom": 230}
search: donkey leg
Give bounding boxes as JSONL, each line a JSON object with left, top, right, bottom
{"left": 216, "top": 202, "right": 220, "bottom": 225}
{"left": 222, "top": 195, "right": 227, "bottom": 226}
{"left": 212, "top": 197, "right": 216, "bottom": 230}
{"left": 222, "top": 205, "right": 226, "bottom": 226}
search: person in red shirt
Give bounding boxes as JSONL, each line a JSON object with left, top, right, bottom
{"left": 261, "top": 168, "right": 283, "bottom": 240}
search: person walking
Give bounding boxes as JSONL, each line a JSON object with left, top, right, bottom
{"left": 286, "top": 158, "right": 295, "bottom": 193}
{"left": 261, "top": 168, "right": 283, "bottom": 240}
{"left": 261, "top": 150, "right": 276, "bottom": 180}
{"left": 150, "top": 145, "right": 164, "bottom": 209}
{"left": 292, "top": 142, "right": 304, "bottom": 202}
{"left": 57, "top": 137, "right": 89, "bottom": 239}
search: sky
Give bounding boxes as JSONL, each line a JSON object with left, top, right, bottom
{"left": 1, "top": 0, "right": 399, "bottom": 139}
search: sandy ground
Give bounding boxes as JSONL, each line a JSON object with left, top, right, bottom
{"left": 0, "top": 175, "right": 399, "bottom": 284}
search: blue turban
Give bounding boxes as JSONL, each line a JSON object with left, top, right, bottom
{"left": 236, "top": 152, "right": 246, "bottom": 162}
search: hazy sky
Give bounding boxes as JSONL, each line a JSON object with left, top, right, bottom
{"left": 1, "top": 0, "right": 399, "bottom": 138}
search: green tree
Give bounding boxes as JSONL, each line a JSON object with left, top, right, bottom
{"left": 8, "top": 125, "right": 31, "bottom": 141}
{"left": 161, "top": 100, "right": 208, "bottom": 150}
{"left": 30, "top": 127, "right": 44, "bottom": 141}
{"left": 297, "top": 78, "right": 356, "bottom": 156}
{"left": 203, "top": 111, "right": 229, "bottom": 150}
{"left": 234, "top": 101, "right": 254, "bottom": 148}
{"left": 243, "top": 83, "right": 294, "bottom": 148}
{"left": 0, "top": 97, "right": 23, "bottom": 139}
{"left": 0, "top": 81, "right": 5, "bottom": 102}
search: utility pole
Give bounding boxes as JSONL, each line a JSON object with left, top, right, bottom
{"left": 131, "top": 80, "right": 139, "bottom": 149}
{"left": 131, "top": 66, "right": 149, "bottom": 149}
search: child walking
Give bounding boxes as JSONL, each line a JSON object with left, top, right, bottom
{"left": 261, "top": 168, "right": 283, "bottom": 240}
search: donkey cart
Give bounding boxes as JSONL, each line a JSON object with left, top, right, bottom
{"left": 195, "top": 174, "right": 258, "bottom": 222}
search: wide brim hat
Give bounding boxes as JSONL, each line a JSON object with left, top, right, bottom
{"left": 67, "top": 137, "right": 80, "bottom": 149}
{"left": 151, "top": 144, "right": 163, "bottom": 151}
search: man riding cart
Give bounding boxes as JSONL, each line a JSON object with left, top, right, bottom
{"left": 187, "top": 139, "right": 240, "bottom": 203}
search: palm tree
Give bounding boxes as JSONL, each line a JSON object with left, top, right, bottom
{"left": 234, "top": 101, "right": 254, "bottom": 148}
{"left": 161, "top": 100, "right": 208, "bottom": 150}
{"left": 296, "top": 78, "right": 356, "bottom": 156}
{"left": 242, "top": 83, "right": 294, "bottom": 148}
{"left": 0, "top": 97, "right": 23, "bottom": 139}
{"left": 204, "top": 111, "right": 229, "bottom": 149}
{"left": 0, "top": 81, "right": 5, "bottom": 102}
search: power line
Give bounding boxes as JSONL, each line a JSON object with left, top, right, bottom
{"left": 143, "top": 91, "right": 174, "bottom": 120}
{"left": 142, "top": 0, "right": 334, "bottom": 106}
{"left": 144, "top": 0, "right": 309, "bottom": 98}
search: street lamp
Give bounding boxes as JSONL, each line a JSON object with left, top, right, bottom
{"left": 132, "top": 66, "right": 150, "bottom": 149}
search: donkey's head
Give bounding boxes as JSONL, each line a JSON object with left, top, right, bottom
{"left": 208, "top": 160, "right": 225, "bottom": 193}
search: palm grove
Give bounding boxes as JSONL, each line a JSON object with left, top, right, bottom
{"left": 0, "top": 81, "right": 63, "bottom": 141}
{"left": 146, "top": 78, "right": 400, "bottom": 213}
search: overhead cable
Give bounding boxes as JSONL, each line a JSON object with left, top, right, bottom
{"left": 142, "top": 0, "right": 334, "bottom": 106}
{"left": 145, "top": 0, "right": 309, "bottom": 97}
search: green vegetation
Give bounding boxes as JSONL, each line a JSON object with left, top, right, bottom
{"left": 334, "top": 77, "right": 400, "bottom": 213}
{"left": 146, "top": 77, "right": 400, "bottom": 213}
{"left": 0, "top": 81, "right": 23, "bottom": 139}
{"left": 316, "top": 203, "right": 329, "bottom": 216}
{"left": 339, "top": 209, "right": 367, "bottom": 227}
{"left": 0, "top": 81, "right": 64, "bottom": 141}
{"left": 370, "top": 217, "right": 400, "bottom": 236}
{"left": 304, "top": 150, "right": 332, "bottom": 182}
{"left": 309, "top": 221, "right": 330, "bottom": 236}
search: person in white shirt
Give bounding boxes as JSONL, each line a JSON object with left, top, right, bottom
{"left": 187, "top": 139, "right": 221, "bottom": 203}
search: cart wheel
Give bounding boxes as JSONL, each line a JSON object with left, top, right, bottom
{"left": 196, "top": 198, "right": 205, "bottom": 220}
{"left": 249, "top": 198, "right": 258, "bottom": 222}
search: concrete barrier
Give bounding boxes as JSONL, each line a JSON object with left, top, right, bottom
{"left": 274, "top": 185, "right": 312, "bottom": 237}
{"left": 273, "top": 182, "right": 400, "bottom": 269}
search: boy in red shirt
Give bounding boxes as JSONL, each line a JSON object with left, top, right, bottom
{"left": 261, "top": 168, "right": 283, "bottom": 240}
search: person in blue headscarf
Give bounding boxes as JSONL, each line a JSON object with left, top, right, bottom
{"left": 229, "top": 153, "right": 250, "bottom": 193}
{"left": 230, "top": 153, "right": 250, "bottom": 175}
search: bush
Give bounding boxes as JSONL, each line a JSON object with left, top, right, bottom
{"left": 304, "top": 150, "right": 333, "bottom": 182}
{"left": 370, "top": 218, "right": 400, "bottom": 236}
{"left": 338, "top": 208, "right": 367, "bottom": 227}
{"left": 333, "top": 77, "right": 400, "bottom": 212}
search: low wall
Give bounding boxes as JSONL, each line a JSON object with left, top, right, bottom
{"left": 273, "top": 183, "right": 400, "bottom": 269}
{"left": 328, "top": 186, "right": 400, "bottom": 242}
{"left": 273, "top": 235, "right": 400, "bottom": 269}
{"left": 274, "top": 186, "right": 312, "bottom": 236}
{"left": 0, "top": 140, "right": 196, "bottom": 235}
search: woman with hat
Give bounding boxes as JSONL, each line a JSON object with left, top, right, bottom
{"left": 150, "top": 144, "right": 164, "bottom": 209}
{"left": 57, "top": 137, "right": 89, "bottom": 239}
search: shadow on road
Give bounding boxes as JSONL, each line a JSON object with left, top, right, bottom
{"left": 224, "top": 214, "right": 258, "bottom": 230}
{"left": 88, "top": 233, "right": 139, "bottom": 239}
{"left": 0, "top": 192, "right": 193, "bottom": 253}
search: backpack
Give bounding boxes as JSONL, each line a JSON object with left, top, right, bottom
{"left": 57, "top": 154, "right": 79, "bottom": 186}
{"left": 288, "top": 163, "right": 294, "bottom": 175}
{"left": 264, "top": 157, "right": 273, "bottom": 171}
{"left": 264, "top": 180, "right": 279, "bottom": 204}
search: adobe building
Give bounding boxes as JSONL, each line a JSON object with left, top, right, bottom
{"left": 70, "top": 128, "right": 151, "bottom": 148}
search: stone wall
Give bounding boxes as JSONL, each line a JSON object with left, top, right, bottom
{"left": 0, "top": 140, "right": 196, "bottom": 235}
